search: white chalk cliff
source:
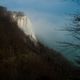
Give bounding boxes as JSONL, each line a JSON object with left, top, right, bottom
{"left": 11, "top": 12, "right": 37, "bottom": 43}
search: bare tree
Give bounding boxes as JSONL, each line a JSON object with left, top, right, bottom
{"left": 58, "top": 13, "right": 80, "bottom": 64}
{"left": 57, "top": 0, "right": 80, "bottom": 65}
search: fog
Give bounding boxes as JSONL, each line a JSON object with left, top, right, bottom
{"left": 26, "top": 1, "right": 80, "bottom": 64}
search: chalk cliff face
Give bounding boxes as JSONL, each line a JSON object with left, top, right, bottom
{"left": 11, "top": 12, "right": 37, "bottom": 43}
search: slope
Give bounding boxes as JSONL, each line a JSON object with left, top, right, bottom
{"left": 0, "top": 6, "right": 80, "bottom": 80}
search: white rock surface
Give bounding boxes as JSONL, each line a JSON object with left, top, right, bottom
{"left": 11, "top": 12, "right": 37, "bottom": 43}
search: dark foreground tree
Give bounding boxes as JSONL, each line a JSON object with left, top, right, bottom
{"left": 58, "top": 0, "right": 80, "bottom": 65}
{"left": 59, "top": 13, "right": 80, "bottom": 65}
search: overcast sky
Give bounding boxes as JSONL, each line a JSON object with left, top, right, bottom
{"left": 0, "top": 0, "right": 79, "bottom": 30}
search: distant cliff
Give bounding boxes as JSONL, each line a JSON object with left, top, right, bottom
{"left": 0, "top": 6, "right": 80, "bottom": 80}
{"left": 11, "top": 11, "right": 37, "bottom": 43}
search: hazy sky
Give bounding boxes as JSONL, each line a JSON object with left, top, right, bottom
{"left": 0, "top": 0, "right": 80, "bottom": 64}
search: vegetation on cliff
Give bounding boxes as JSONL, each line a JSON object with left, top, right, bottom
{"left": 0, "top": 6, "right": 80, "bottom": 80}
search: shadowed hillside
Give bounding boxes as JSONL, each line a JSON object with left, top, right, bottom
{"left": 0, "top": 6, "right": 80, "bottom": 80}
